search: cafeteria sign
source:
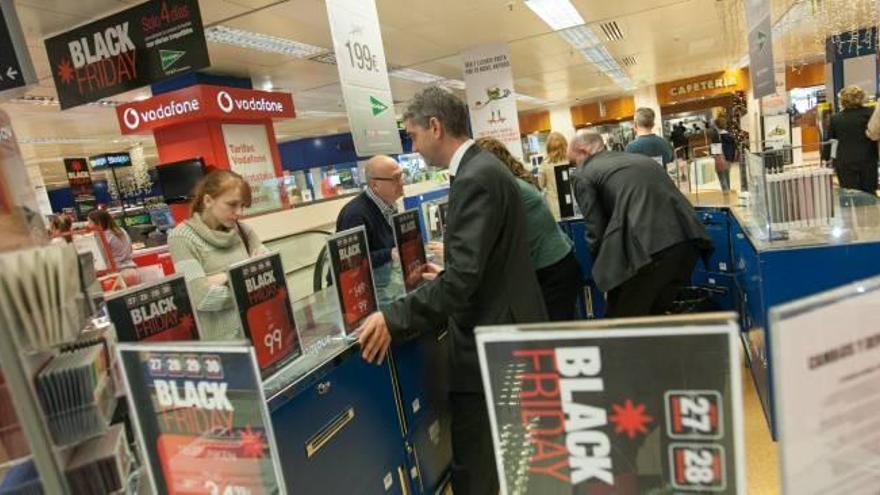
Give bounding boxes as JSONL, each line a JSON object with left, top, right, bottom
{"left": 669, "top": 75, "right": 738, "bottom": 97}
{"left": 44, "top": 0, "right": 210, "bottom": 109}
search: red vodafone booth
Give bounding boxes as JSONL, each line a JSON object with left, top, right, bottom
{"left": 114, "top": 83, "right": 295, "bottom": 222}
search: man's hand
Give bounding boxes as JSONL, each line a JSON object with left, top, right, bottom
{"left": 422, "top": 262, "right": 443, "bottom": 281}
{"left": 356, "top": 312, "right": 392, "bottom": 364}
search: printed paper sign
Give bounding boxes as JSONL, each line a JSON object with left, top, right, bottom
{"left": 392, "top": 209, "right": 427, "bottom": 293}
{"left": 221, "top": 123, "right": 283, "bottom": 215}
{"left": 44, "top": 0, "right": 210, "bottom": 109}
{"left": 772, "top": 278, "right": 880, "bottom": 494}
{"left": 325, "top": 0, "right": 402, "bottom": 155}
{"left": 106, "top": 274, "right": 199, "bottom": 342}
{"left": 118, "top": 344, "right": 287, "bottom": 495}
{"left": 228, "top": 252, "right": 302, "bottom": 379}
{"left": 476, "top": 318, "right": 746, "bottom": 494}
{"left": 462, "top": 43, "right": 523, "bottom": 160}
{"left": 327, "top": 226, "right": 377, "bottom": 334}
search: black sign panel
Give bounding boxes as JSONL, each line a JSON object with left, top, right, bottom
{"left": 44, "top": 0, "right": 210, "bottom": 109}
{"left": 327, "top": 226, "right": 377, "bottom": 335}
{"left": 118, "top": 344, "right": 286, "bottom": 495}
{"left": 64, "top": 158, "right": 96, "bottom": 219}
{"left": 228, "top": 252, "right": 303, "bottom": 379}
{"left": 106, "top": 274, "right": 199, "bottom": 342}
{"left": 477, "top": 323, "right": 745, "bottom": 494}
{"left": 392, "top": 209, "right": 427, "bottom": 293}
{"left": 0, "top": 1, "right": 35, "bottom": 95}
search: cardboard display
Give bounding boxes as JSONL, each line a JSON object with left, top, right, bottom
{"left": 326, "top": 226, "right": 378, "bottom": 335}
{"left": 105, "top": 274, "right": 199, "bottom": 342}
{"left": 227, "top": 252, "right": 303, "bottom": 379}
{"left": 392, "top": 209, "right": 428, "bottom": 293}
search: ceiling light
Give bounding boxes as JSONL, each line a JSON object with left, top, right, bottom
{"left": 8, "top": 95, "right": 123, "bottom": 107}
{"left": 525, "top": 2, "right": 635, "bottom": 90}
{"left": 205, "top": 25, "right": 329, "bottom": 59}
{"left": 524, "top": 0, "right": 585, "bottom": 31}
{"left": 388, "top": 67, "right": 446, "bottom": 84}
{"left": 438, "top": 79, "right": 466, "bottom": 90}
{"left": 516, "top": 93, "right": 552, "bottom": 105}
{"left": 297, "top": 110, "right": 348, "bottom": 119}
{"left": 18, "top": 137, "right": 101, "bottom": 144}
{"left": 309, "top": 52, "right": 338, "bottom": 65}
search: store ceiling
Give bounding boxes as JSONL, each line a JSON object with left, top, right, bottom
{"left": 0, "top": 0, "right": 862, "bottom": 186}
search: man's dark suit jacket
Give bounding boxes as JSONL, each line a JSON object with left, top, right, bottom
{"left": 825, "top": 106, "right": 877, "bottom": 169}
{"left": 383, "top": 144, "right": 548, "bottom": 393}
{"left": 336, "top": 192, "right": 394, "bottom": 267}
{"left": 571, "top": 150, "right": 712, "bottom": 292}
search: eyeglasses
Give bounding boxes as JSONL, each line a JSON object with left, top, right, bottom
{"left": 372, "top": 174, "right": 404, "bottom": 182}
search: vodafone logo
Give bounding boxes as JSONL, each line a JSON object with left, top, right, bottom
{"left": 123, "top": 108, "right": 140, "bottom": 130}
{"left": 217, "top": 91, "right": 234, "bottom": 114}
{"left": 122, "top": 98, "right": 201, "bottom": 130}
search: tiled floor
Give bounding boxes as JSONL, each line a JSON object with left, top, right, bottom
{"left": 742, "top": 361, "right": 781, "bottom": 494}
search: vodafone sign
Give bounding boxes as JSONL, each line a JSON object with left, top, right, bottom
{"left": 115, "top": 84, "right": 295, "bottom": 134}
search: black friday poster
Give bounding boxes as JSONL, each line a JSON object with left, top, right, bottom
{"left": 106, "top": 274, "right": 199, "bottom": 342}
{"left": 476, "top": 323, "right": 745, "bottom": 494}
{"left": 327, "top": 226, "right": 377, "bottom": 335}
{"left": 228, "top": 252, "right": 302, "bottom": 378}
{"left": 118, "top": 344, "right": 286, "bottom": 495}
{"left": 392, "top": 209, "right": 427, "bottom": 293}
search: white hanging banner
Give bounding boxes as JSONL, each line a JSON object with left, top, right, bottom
{"left": 462, "top": 44, "right": 524, "bottom": 160}
{"left": 745, "top": 0, "right": 776, "bottom": 99}
{"left": 325, "top": 0, "right": 402, "bottom": 156}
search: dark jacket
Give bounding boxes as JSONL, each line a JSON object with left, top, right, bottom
{"left": 336, "top": 192, "right": 394, "bottom": 267}
{"left": 383, "top": 145, "right": 547, "bottom": 393}
{"left": 571, "top": 150, "right": 713, "bottom": 292}
{"left": 826, "top": 106, "right": 877, "bottom": 169}
{"left": 709, "top": 129, "right": 737, "bottom": 162}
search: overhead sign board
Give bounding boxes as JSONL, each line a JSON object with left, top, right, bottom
{"left": 0, "top": 0, "right": 37, "bottom": 97}
{"left": 745, "top": 0, "right": 776, "bottom": 99}
{"left": 44, "top": 0, "right": 210, "bottom": 109}
{"left": 115, "top": 84, "right": 295, "bottom": 134}
{"left": 325, "top": 0, "right": 402, "bottom": 156}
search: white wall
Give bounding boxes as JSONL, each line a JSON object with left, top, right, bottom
{"left": 548, "top": 104, "right": 575, "bottom": 140}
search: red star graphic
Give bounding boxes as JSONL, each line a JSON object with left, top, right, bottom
{"left": 239, "top": 426, "right": 266, "bottom": 458}
{"left": 609, "top": 399, "right": 653, "bottom": 439}
{"left": 57, "top": 57, "right": 75, "bottom": 85}
{"left": 71, "top": 160, "right": 82, "bottom": 171}
{"left": 178, "top": 314, "right": 194, "bottom": 335}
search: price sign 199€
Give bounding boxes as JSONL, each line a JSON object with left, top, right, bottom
{"left": 344, "top": 40, "right": 380, "bottom": 73}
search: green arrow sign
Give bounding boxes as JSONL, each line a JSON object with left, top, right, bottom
{"left": 757, "top": 31, "right": 769, "bottom": 52}
{"left": 160, "top": 49, "right": 186, "bottom": 71}
{"left": 370, "top": 95, "right": 388, "bottom": 116}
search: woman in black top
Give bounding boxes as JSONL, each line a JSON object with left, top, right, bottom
{"left": 827, "top": 86, "right": 878, "bottom": 194}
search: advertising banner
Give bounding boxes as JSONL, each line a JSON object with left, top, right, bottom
{"left": 476, "top": 317, "right": 746, "bottom": 494}
{"left": 772, "top": 277, "right": 880, "bottom": 494}
{"left": 0, "top": 0, "right": 38, "bottom": 97}
{"left": 745, "top": 0, "right": 776, "bottom": 99}
{"left": 325, "top": 0, "right": 402, "bottom": 156}
{"left": 63, "top": 158, "right": 96, "bottom": 219}
{"left": 118, "top": 344, "right": 287, "bottom": 495}
{"left": 89, "top": 152, "right": 131, "bottom": 170}
{"left": 392, "top": 209, "right": 427, "bottom": 293}
{"left": 462, "top": 43, "right": 524, "bottom": 160}
{"left": 116, "top": 84, "right": 295, "bottom": 134}
{"left": 221, "top": 123, "right": 283, "bottom": 215}
{"left": 106, "top": 274, "right": 200, "bottom": 342}
{"left": 44, "top": 0, "right": 210, "bottom": 109}
{"left": 228, "top": 252, "right": 303, "bottom": 379}
{"left": 327, "top": 226, "right": 377, "bottom": 335}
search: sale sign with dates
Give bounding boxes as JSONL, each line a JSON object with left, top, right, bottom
{"left": 325, "top": 0, "right": 402, "bottom": 156}
{"left": 107, "top": 274, "right": 200, "bottom": 342}
{"left": 117, "top": 344, "right": 287, "bottom": 495}
{"left": 475, "top": 315, "right": 746, "bottom": 494}
{"left": 228, "top": 252, "right": 303, "bottom": 379}
{"left": 392, "top": 209, "right": 428, "bottom": 293}
{"left": 327, "top": 226, "right": 378, "bottom": 335}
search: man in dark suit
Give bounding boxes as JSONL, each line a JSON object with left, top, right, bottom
{"left": 357, "top": 86, "right": 547, "bottom": 495}
{"left": 569, "top": 130, "right": 713, "bottom": 317}
{"left": 335, "top": 155, "right": 404, "bottom": 268}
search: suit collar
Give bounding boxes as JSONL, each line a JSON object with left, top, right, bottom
{"left": 448, "top": 139, "right": 475, "bottom": 177}
{"left": 582, "top": 149, "right": 608, "bottom": 168}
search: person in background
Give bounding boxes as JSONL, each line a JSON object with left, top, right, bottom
{"left": 708, "top": 117, "right": 736, "bottom": 192}
{"left": 625, "top": 107, "right": 674, "bottom": 166}
{"left": 569, "top": 130, "right": 713, "bottom": 318}
{"left": 168, "top": 170, "right": 268, "bottom": 340}
{"left": 824, "top": 85, "right": 878, "bottom": 195}
{"left": 48, "top": 214, "right": 72, "bottom": 244}
{"left": 356, "top": 86, "right": 546, "bottom": 495}
{"left": 477, "top": 137, "right": 583, "bottom": 320}
{"left": 336, "top": 155, "right": 406, "bottom": 303}
{"left": 87, "top": 209, "right": 140, "bottom": 286}
{"left": 537, "top": 131, "right": 569, "bottom": 219}
{"left": 670, "top": 122, "right": 689, "bottom": 159}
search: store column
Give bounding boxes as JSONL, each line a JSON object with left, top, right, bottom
{"left": 633, "top": 85, "right": 663, "bottom": 134}
{"left": 115, "top": 84, "right": 295, "bottom": 222}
